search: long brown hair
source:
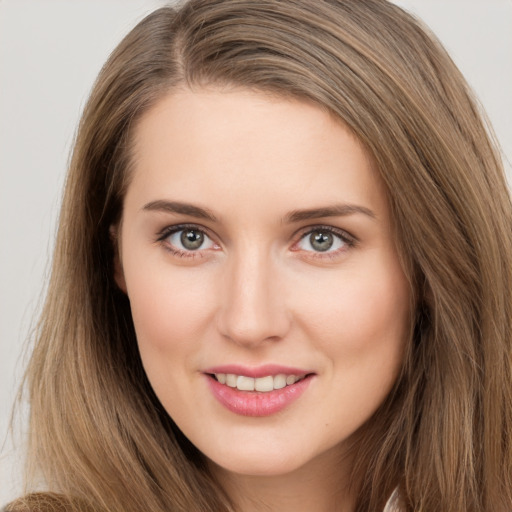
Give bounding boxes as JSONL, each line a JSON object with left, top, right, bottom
{"left": 9, "top": 1, "right": 512, "bottom": 511}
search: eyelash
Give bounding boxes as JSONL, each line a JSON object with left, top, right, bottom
{"left": 155, "top": 224, "right": 357, "bottom": 260}
{"left": 292, "top": 225, "right": 357, "bottom": 259}
{"left": 156, "top": 224, "right": 217, "bottom": 259}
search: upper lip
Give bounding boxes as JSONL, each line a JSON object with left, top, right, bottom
{"left": 203, "top": 364, "right": 314, "bottom": 378}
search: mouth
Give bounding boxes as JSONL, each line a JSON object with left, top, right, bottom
{"left": 204, "top": 368, "right": 315, "bottom": 417}
{"left": 208, "top": 372, "right": 309, "bottom": 392}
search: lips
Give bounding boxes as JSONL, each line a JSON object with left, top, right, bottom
{"left": 203, "top": 365, "right": 314, "bottom": 416}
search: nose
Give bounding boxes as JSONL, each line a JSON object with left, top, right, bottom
{"left": 216, "top": 249, "right": 291, "bottom": 348}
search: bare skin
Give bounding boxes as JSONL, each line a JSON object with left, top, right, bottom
{"left": 115, "top": 87, "right": 410, "bottom": 512}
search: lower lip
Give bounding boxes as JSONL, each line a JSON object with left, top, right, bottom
{"left": 205, "top": 374, "right": 313, "bottom": 417}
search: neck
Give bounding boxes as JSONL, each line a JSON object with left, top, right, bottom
{"left": 210, "top": 447, "right": 357, "bottom": 512}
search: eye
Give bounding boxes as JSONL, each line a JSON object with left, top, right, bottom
{"left": 170, "top": 228, "right": 211, "bottom": 251}
{"left": 157, "top": 225, "right": 218, "bottom": 255}
{"left": 295, "top": 227, "right": 354, "bottom": 254}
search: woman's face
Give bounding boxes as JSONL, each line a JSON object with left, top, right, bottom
{"left": 115, "top": 88, "right": 411, "bottom": 477}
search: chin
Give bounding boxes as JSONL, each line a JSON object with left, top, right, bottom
{"left": 206, "top": 444, "right": 311, "bottom": 477}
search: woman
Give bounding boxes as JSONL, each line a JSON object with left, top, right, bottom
{"left": 6, "top": 0, "right": 512, "bottom": 511}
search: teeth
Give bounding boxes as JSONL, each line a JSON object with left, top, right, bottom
{"left": 254, "top": 375, "right": 273, "bottom": 392}
{"left": 237, "top": 375, "right": 255, "bottom": 391}
{"left": 286, "top": 374, "right": 297, "bottom": 385}
{"left": 226, "top": 374, "right": 237, "bottom": 387}
{"left": 214, "top": 373, "right": 305, "bottom": 392}
{"left": 273, "top": 374, "right": 286, "bottom": 389}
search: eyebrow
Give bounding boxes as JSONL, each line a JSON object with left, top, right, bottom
{"left": 142, "top": 200, "right": 218, "bottom": 222}
{"left": 284, "top": 204, "right": 376, "bottom": 223}
{"left": 142, "top": 200, "right": 375, "bottom": 224}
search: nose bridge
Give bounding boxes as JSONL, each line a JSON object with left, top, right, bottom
{"left": 217, "top": 243, "right": 288, "bottom": 346}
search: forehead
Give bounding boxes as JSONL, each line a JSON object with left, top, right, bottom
{"left": 126, "top": 87, "right": 388, "bottom": 222}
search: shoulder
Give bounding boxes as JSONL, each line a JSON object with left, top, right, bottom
{"left": 3, "top": 493, "right": 95, "bottom": 512}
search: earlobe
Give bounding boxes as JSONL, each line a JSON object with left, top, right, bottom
{"left": 109, "top": 225, "right": 127, "bottom": 294}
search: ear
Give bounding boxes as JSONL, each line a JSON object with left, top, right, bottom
{"left": 110, "top": 225, "right": 127, "bottom": 294}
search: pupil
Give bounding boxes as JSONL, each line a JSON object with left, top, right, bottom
{"left": 310, "top": 231, "right": 333, "bottom": 252}
{"left": 181, "top": 230, "right": 204, "bottom": 250}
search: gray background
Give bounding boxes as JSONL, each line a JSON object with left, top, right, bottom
{"left": 1, "top": 0, "right": 511, "bottom": 504}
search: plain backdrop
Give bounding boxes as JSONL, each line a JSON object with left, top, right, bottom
{"left": 1, "top": 0, "right": 511, "bottom": 505}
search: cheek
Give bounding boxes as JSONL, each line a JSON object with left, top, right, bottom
{"left": 124, "top": 258, "right": 217, "bottom": 357}
{"left": 124, "top": 261, "right": 221, "bottom": 413}
{"left": 298, "top": 255, "right": 410, "bottom": 363}
{"left": 305, "top": 258, "right": 410, "bottom": 433}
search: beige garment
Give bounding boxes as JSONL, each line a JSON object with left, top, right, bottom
{"left": 382, "top": 489, "right": 401, "bottom": 512}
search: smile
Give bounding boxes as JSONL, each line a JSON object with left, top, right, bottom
{"left": 204, "top": 367, "right": 315, "bottom": 417}
{"left": 213, "top": 373, "right": 306, "bottom": 392}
